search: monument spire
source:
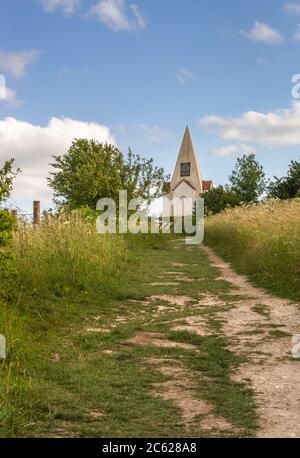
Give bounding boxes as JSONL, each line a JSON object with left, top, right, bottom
{"left": 171, "top": 125, "right": 203, "bottom": 193}
{"left": 163, "top": 125, "right": 212, "bottom": 217}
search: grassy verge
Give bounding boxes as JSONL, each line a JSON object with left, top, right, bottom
{"left": 0, "top": 217, "right": 257, "bottom": 437}
{"left": 204, "top": 199, "right": 300, "bottom": 301}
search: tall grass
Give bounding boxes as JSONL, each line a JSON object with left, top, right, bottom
{"left": 204, "top": 199, "right": 300, "bottom": 301}
{"left": 5, "top": 213, "right": 129, "bottom": 302}
{"left": 0, "top": 213, "right": 134, "bottom": 435}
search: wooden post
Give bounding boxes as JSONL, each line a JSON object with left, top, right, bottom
{"left": 33, "top": 201, "right": 41, "bottom": 225}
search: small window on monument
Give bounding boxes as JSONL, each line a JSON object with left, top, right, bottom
{"left": 180, "top": 162, "right": 191, "bottom": 177}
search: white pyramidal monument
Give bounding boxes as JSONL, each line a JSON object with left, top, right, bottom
{"left": 163, "top": 126, "right": 212, "bottom": 217}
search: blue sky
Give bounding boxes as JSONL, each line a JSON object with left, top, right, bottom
{"left": 0, "top": 0, "right": 300, "bottom": 213}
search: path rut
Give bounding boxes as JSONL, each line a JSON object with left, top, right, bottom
{"left": 201, "top": 245, "right": 300, "bottom": 438}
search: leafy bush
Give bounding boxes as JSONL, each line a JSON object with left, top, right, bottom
{"left": 0, "top": 159, "right": 20, "bottom": 205}
{"left": 202, "top": 186, "right": 241, "bottom": 215}
{"left": 268, "top": 160, "right": 300, "bottom": 199}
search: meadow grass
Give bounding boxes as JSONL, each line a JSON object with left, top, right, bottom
{"left": 9, "top": 214, "right": 129, "bottom": 300}
{"left": 0, "top": 218, "right": 258, "bottom": 437}
{"left": 204, "top": 199, "right": 300, "bottom": 301}
{"left": 0, "top": 214, "right": 132, "bottom": 435}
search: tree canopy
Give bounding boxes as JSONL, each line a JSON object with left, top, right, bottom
{"left": 268, "top": 160, "right": 300, "bottom": 200}
{"left": 201, "top": 186, "right": 241, "bottom": 216}
{"left": 48, "top": 139, "right": 168, "bottom": 209}
{"left": 229, "top": 154, "right": 266, "bottom": 203}
{"left": 0, "top": 159, "right": 20, "bottom": 205}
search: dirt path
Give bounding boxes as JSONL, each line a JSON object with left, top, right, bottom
{"left": 201, "top": 245, "right": 300, "bottom": 438}
{"left": 103, "top": 241, "right": 300, "bottom": 437}
{"left": 126, "top": 242, "right": 300, "bottom": 437}
{"left": 28, "top": 238, "right": 300, "bottom": 438}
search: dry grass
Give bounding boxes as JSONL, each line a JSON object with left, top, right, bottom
{"left": 204, "top": 199, "right": 300, "bottom": 300}
{"left": 7, "top": 212, "right": 128, "bottom": 300}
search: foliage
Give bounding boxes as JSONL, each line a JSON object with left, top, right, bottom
{"left": 48, "top": 140, "right": 167, "bottom": 210}
{"left": 77, "top": 206, "right": 100, "bottom": 222}
{"left": 0, "top": 160, "right": 20, "bottom": 293}
{"left": 202, "top": 185, "right": 241, "bottom": 215}
{"left": 229, "top": 154, "right": 266, "bottom": 203}
{"left": 0, "top": 160, "right": 19, "bottom": 294}
{"left": 205, "top": 199, "right": 300, "bottom": 300}
{"left": 0, "top": 159, "right": 20, "bottom": 205}
{"left": 0, "top": 210, "right": 15, "bottom": 295}
{"left": 200, "top": 154, "right": 266, "bottom": 215}
{"left": 124, "top": 148, "right": 168, "bottom": 203}
{"left": 267, "top": 160, "right": 300, "bottom": 200}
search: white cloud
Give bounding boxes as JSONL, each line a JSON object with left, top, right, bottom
{"left": 211, "top": 144, "right": 255, "bottom": 157}
{"left": 176, "top": 68, "right": 195, "bottom": 85}
{"left": 40, "top": 0, "right": 81, "bottom": 14}
{"left": 136, "top": 123, "right": 170, "bottom": 143}
{"left": 0, "top": 76, "right": 21, "bottom": 107}
{"left": 40, "top": 0, "right": 146, "bottom": 31}
{"left": 285, "top": 3, "right": 300, "bottom": 14}
{"left": 89, "top": 0, "right": 146, "bottom": 32}
{"left": 0, "top": 87, "right": 22, "bottom": 107}
{"left": 200, "top": 101, "right": 300, "bottom": 147}
{"left": 242, "top": 21, "right": 284, "bottom": 44}
{"left": 0, "top": 117, "right": 115, "bottom": 205}
{"left": 130, "top": 4, "right": 146, "bottom": 29}
{"left": 0, "top": 49, "right": 41, "bottom": 79}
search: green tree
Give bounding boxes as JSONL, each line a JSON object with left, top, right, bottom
{"left": 229, "top": 153, "right": 266, "bottom": 203}
{"left": 0, "top": 159, "right": 20, "bottom": 205}
{"left": 202, "top": 185, "right": 241, "bottom": 216}
{"left": 267, "top": 160, "right": 300, "bottom": 200}
{"left": 48, "top": 139, "right": 168, "bottom": 209}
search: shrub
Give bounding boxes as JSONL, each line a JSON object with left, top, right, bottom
{"left": 202, "top": 186, "right": 241, "bottom": 215}
{"left": 268, "top": 160, "right": 300, "bottom": 199}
